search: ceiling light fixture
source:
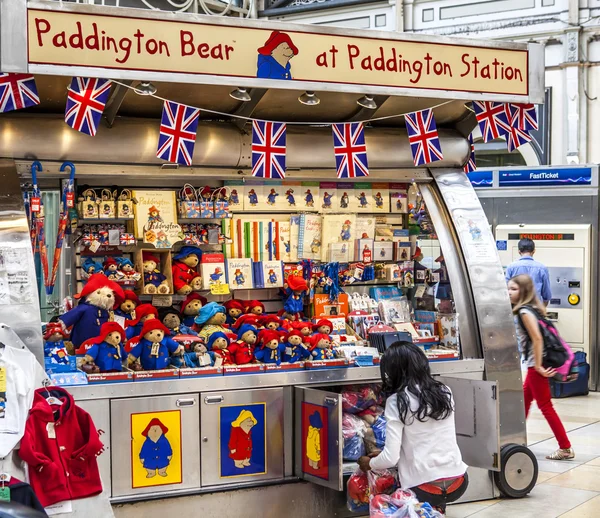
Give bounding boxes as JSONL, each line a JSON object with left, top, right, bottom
{"left": 298, "top": 91, "right": 320, "bottom": 106}
{"left": 133, "top": 81, "right": 157, "bottom": 96}
{"left": 357, "top": 95, "right": 377, "bottom": 110}
{"left": 229, "top": 87, "right": 251, "bottom": 102}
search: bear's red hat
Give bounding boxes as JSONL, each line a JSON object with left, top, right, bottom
{"left": 224, "top": 299, "right": 244, "bottom": 312}
{"left": 140, "top": 319, "right": 170, "bottom": 337}
{"left": 43, "top": 322, "right": 67, "bottom": 341}
{"left": 126, "top": 303, "right": 158, "bottom": 327}
{"left": 309, "top": 333, "right": 331, "bottom": 351}
{"left": 141, "top": 417, "right": 168, "bottom": 436}
{"left": 232, "top": 314, "right": 261, "bottom": 330}
{"left": 245, "top": 300, "right": 265, "bottom": 313}
{"left": 286, "top": 275, "right": 308, "bottom": 292}
{"left": 114, "top": 290, "right": 140, "bottom": 310}
{"left": 180, "top": 293, "right": 208, "bottom": 314}
{"left": 260, "top": 315, "right": 280, "bottom": 327}
{"left": 313, "top": 319, "right": 333, "bottom": 332}
{"left": 142, "top": 252, "right": 160, "bottom": 265}
{"left": 286, "top": 329, "right": 304, "bottom": 340}
{"left": 258, "top": 329, "right": 281, "bottom": 346}
{"left": 258, "top": 31, "right": 299, "bottom": 56}
{"left": 88, "top": 321, "right": 125, "bottom": 345}
{"left": 74, "top": 273, "right": 125, "bottom": 305}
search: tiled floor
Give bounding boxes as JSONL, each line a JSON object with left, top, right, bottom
{"left": 448, "top": 392, "right": 600, "bottom": 518}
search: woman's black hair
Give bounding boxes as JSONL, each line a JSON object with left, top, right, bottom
{"left": 380, "top": 341, "right": 453, "bottom": 425}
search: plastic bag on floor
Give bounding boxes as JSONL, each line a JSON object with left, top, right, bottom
{"left": 369, "top": 489, "right": 444, "bottom": 518}
{"left": 347, "top": 467, "right": 397, "bottom": 513}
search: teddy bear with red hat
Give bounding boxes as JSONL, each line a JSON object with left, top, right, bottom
{"left": 282, "top": 329, "right": 310, "bottom": 363}
{"left": 255, "top": 329, "right": 286, "bottom": 366}
{"left": 43, "top": 322, "right": 73, "bottom": 368}
{"left": 59, "top": 273, "right": 125, "bottom": 349}
{"left": 127, "top": 320, "right": 183, "bottom": 371}
{"left": 114, "top": 290, "right": 140, "bottom": 321}
{"left": 309, "top": 333, "right": 335, "bottom": 361}
{"left": 229, "top": 322, "right": 258, "bottom": 365}
{"left": 142, "top": 252, "right": 170, "bottom": 294}
{"left": 125, "top": 303, "right": 159, "bottom": 340}
{"left": 313, "top": 319, "right": 333, "bottom": 335}
{"left": 244, "top": 300, "right": 265, "bottom": 316}
{"left": 224, "top": 299, "right": 244, "bottom": 326}
{"left": 180, "top": 293, "right": 208, "bottom": 327}
{"left": 282, "top": 275, "right": 309, "bottom": 314}
{"left": 171, "top": 246, "right": 203, "bottom": 295}
{"left": 103, "top": 257, "right": 120, "bottom": 280}
{"left": 83, "top": 321, "right": 127, "bottom": 373}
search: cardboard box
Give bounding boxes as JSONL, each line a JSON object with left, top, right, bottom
{"left": 135, "top": 248, "right": 174, "bottom": 295}
{"left": 313, "top": 293, "right": 349, "bottom": 318}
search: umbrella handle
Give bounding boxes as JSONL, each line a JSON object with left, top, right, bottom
{"left": 59, "top": 161, "right": 76, "bottom": 179}
{"left": 31, "top": 161, "right": 42, "bottom": 186}
{"left": 59, "top": 162, "right": 76, "bottom": 208}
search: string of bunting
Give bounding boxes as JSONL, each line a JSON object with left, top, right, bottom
{"left": 0, "top": 72, "right": 537, "bottom": 177}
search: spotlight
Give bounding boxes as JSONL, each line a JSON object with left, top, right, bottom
{"left": 298, "top": 91, "right": 320, "bottom": 106}
{"left": 357, "top": 95, "right": 377, "bottom": 110}
{"left": 230, "top": 88, "right": 251, "bottom": 102}
{"left": 133, "top": 81, "right": 157, "bottom": 96}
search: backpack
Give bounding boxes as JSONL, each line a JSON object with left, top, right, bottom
{"left": 518, "top": 305, "right": 578, "bottom": 383}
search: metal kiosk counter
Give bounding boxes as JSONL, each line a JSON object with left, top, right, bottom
{"left": 0, "top": 2, "right": 544, "bottom": 515}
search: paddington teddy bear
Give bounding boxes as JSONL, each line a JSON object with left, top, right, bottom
{"left": 82, "top": 258, "right": 101, "bottom": 282}
{"left": 116, "top": 258, "right": 141, "bottom": 287}
{"left": 158, "top": 307, "right": 197, "bottom": 336}
{"left": 125, "top": 303, "right": 159, "bottom": 340}
{"left": 170, "top": 341, "right": 212, "bottom": 369}
{"left": 180, "top": 293, "right": 208, "bottom": 327}
{"left": 114, "top": 291, "right": 140, "bottom": 321}
{"left": 195, "top": 302, "right": 228, "bottom": 342}
{"left": 283, "top": 329, "right": 311, "bottom": 363}
{"left": 59, "top": 273, "right": 125, "bottom": 349}
{"left": 260, "top": 315, "right": 283, "bottom": 332}
{"left": 309, "top": 333, "right": 335, "bottom": 360}
{"left": 282, "top": 275, "right": 309, "bottom": 314}
{"left": 244, "top": 300, "right": 265, "bottom": 316}
{"left": 127, "top": 320, "right": 183, "bottom": 371}
{"left": 103, "top": 257, "right": 120, "bottom": 280}
{"left": 228, "top": 323, "right": 258, "bottom": 365}
{"left": 224, "top": 299, "right": 244, "bottom": 326}
{"left": 206, "top": 331, "right": 233, "bottom": 367}
{"left": 83, "top": 321, "right": 127, "bottom": 373}
{"left": 313, "top": 318, "right": 333, "bottom": 335}
{"left": 43, "top": 322, "right": 73, "bottom": 368}
{"left": 171, "top": 246, "right": 203, "bottom": 295}
{"left": 142, "top": 253, "right": 170, "bottom": 294}
{"left": 255, "top": 330, "right": 286, "bottom": 366}
{"left": 292, "top": 321, "right": 313, "bottom": 338}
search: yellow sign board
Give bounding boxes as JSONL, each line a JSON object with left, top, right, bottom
{"left": 131, "top": 410, "right": 182, "bottom": 489}
{"left": 27, "top": 9, "right": 529, "bottom": 96}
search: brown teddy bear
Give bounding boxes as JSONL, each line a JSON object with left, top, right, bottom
{"left": 172, "top": 246, "right": 203, "bottom": 295}
{"left": 194, "top": 302, "right": 228, "bottom": 342}
{"left": 142, "top": 253, "right": 170, "bottom": 295}
{"left": 180, "top": 293, "right": 208, "bottom": 327}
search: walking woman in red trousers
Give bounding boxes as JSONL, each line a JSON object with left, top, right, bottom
{"left": 508, "top": 274, "right": 574, "bottom": 461}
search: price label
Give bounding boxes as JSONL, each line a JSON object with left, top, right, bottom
{"left": 152, "top": 295, "right": 173, "bottom": 307}
{"left": 89, "top": 240, "right": 101, "bottom": 253}
{"left": 30, "top": 197, "right": 41, "bottom": 213}
{"left": 66, "top": 192, "right": 75, "bottom": 208}
{"left": 0, "top": 487, "right": 10, "bottom": 502}
{"left": 210, "top": 283, "right": 230, "bottom": 295}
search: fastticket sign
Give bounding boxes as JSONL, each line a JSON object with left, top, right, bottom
{"left": 498, "top": 167, "right": 592, "bottom": 187}
{"left": 27, "top": 8, "right": 529, "bottom": 96}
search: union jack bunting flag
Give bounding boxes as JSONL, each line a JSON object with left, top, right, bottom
{"left": 0, "top": 73, "right": 40, "bottom": 113}
{"left": 405, "top": 109, "right": 444, "bottom": 167}
{"left": 332, "top": 122, "right": 369, "bottom": 178}
{"left": 510, "top": 103, "right": 538, "bottom": 132}
{"left": 156, "top": 101, "right": 201, "bottom": 166}
{"left": 472, "top": 101, "right": 510, "bottom": 142}
{"left": 463, "top": 134, "right": 476, "bottom": 173}
{"left": 506, "top": 124, "right": 532, "bottom": 153}
{"left": 65, "top": 77, "right": 112, "bottom": 136}
{"left": 251, "top": 120, "right": 287, "bottom": 179}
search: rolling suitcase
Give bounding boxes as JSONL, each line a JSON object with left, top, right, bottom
{"left": 550, "top": 350, "right": 589, "bottom": 398}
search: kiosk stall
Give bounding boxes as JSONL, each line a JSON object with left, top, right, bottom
{"left": 0, "top": 2, "right": 544, "bottom": 515}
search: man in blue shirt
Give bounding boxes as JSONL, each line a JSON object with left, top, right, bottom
{"left": 505, "top": 238, "right": 552, "bottom": 304}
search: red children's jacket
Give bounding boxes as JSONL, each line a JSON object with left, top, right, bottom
{"left": 19, "top": 387, "right": 104, "bottom": 508}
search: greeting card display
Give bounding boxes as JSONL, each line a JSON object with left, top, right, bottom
{"left": 390, "top": 183, "right": 409, "bottom": 214}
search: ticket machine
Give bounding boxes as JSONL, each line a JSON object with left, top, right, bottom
{"left": 496, "top": 225, "right": 591, "bottom": 355}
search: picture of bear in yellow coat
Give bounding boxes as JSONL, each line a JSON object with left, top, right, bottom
{"left": 306, "top": 411, "right": 323, "bottom": 470}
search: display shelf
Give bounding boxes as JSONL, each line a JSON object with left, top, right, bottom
{"left": 178, "top": 217, "right": 232, "bottom": 223}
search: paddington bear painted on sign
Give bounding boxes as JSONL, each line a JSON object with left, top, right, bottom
{"left": 256, "top": 31, "right": 298, "bottom": 80}
{"left": 229, "top": 409, "right": 257, "bottom": 469}
{"left": 306, "top": 411, "right": 323, "bottom": 470}
{"left": 139, "top": 418, "right": 172, "bottom": 478}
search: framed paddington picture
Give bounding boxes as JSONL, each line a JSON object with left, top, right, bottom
{"left": 132, "top": 190, "right": 178, "bottom": 239}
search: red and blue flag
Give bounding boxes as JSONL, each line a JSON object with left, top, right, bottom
{"left": 156, "top": 101, "right": 200, "bottom": 166}
{"left": 405, "top": 109, "right": 444, "bottom": 166}
{"left": 332, "top": 122, "right": 369, "bottom": 178}
{"left": 252, "top": 120, "right": 287, "bottom": 179}
{"left": 510, "top": 103, "right": 538, "bottom": 132}
{"left": 65, "top": 77, "right": 112, "bottom": 136}
{"left": 0, "top": 73, "right": 40, "bottom": 113}
{"left": 473, "top": 101, "right": 510, "bottom": 142}
{"left": 463, "top": 134, "right": 476, "bottom": 173}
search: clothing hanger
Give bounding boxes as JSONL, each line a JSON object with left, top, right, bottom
{"left": 0, "top": 459, "right": 11, "bottom": 484}
{"left": 42, "top": 379, "right": 62, "bottom": 407}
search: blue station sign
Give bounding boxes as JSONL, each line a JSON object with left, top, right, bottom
{"left": 468, "top": 171, "right": 494, "bottom": 188}
{"left": 498, "top": 167, "right": 593, "bottom": 187}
